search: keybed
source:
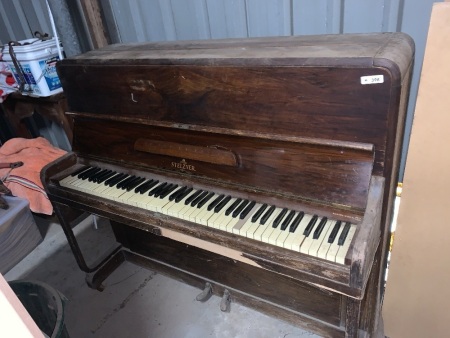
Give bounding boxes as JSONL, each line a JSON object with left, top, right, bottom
{"left": 59, "top": 165, "right": 356, "bottom": 265}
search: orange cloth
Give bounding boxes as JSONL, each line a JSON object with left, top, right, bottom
{"left": 0, "top": 137, "right": 66, "bottom": 214}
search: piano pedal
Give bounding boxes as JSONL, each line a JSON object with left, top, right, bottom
{"left": 196, "top": 282, "right": 212, "bottom": 302}
{"left": 220, "top": 289, "right": 231, "bottom": 312}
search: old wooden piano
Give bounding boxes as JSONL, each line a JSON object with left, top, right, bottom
{"left": 42, "top": 33, "right": 414, "bottom": 337}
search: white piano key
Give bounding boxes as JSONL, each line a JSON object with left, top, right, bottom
{"left": 275, "top": 211, "right": 299, "bottom": 247}
{"left": 261, "top": 208, "right": 283, "bottom": 243}
{"left": 317, "top": 221, "right": 337, "bottom": 259}
{"left": 227, "top": 210, "right": 252, "bottom": 234}
{"left": 335, "top": 224, "right": 357, "bottom": 264}
{"left": 268, "top": 211, "right": 291, "bottom": 245}
{"left": 300, "top": 217, "right": 323, "bottom": 255}
{"left": 326, "top": 225, "right": 346, "bottom": 262}
{"left": 127, "top": 182, "right": 158, "bottom": 207}
{"left": 233, "top": 203, "right": 261, "bottom": 235}
{"left": 207, "top": 198, "right": 235, "bottom": 229}
{"left": 160, "top": 187, "right": 187, "bottom": 213}
{"left": 195, "top": 205, "right": 215, "bottom": 225}
{"left": 218, "top": 199, "right": 238, "bottom": 231}
{"left": 253, "top": 209, "right": 279, "bottom": 241}
{"left": 284, "top": 214, "right": 312, "bottom": 251}
{"left": 308, "top": 219, "right": 333, "bottom": 257}
{"left": 59, "top": 171, "right": 84, "bottom": 186}
{"left": 167, "top": 190, "right": 198, "bottom": 217}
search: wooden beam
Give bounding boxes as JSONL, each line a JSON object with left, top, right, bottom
{"left": 79, "top": 0, "right": 110, "bottom": 49}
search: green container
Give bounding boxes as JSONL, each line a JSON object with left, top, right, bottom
{"left": 8, "top": 280, "right": 69, "bottom": 338}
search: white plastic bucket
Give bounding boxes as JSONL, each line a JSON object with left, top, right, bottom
{"left": 2, "top": 38, "right": 63, "bottom": 97}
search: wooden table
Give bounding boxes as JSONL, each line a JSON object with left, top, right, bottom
{"left": 2, "top": 92, "right": 72, "bottom": 144}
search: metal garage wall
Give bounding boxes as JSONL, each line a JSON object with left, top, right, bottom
{"left": 0, "top": 0, "right": 443, "bottom": 179}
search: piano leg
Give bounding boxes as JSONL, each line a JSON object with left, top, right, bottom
{"left": 85, "top": 250, "right": 126, "bottom": 291}
{"left": 53, "top": 202, "right": 124, "bottom": 291}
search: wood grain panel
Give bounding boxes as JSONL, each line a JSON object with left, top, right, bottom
{"left": 73, "top": 118, "right": 374, "bottom": 212}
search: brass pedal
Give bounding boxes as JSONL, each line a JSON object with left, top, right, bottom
{"left": 220, "top": 289, "right": 231, "bottom": 312}
{"left": 196, "top": 282, "right": 212, "bottom": 302}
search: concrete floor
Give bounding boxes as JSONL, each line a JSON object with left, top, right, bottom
{"left": 5, "top": 215, "right": 320, "bottom": 338}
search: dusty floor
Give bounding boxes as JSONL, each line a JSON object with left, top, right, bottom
{"left": 5, "top": 215, "right": 320, "bottom": 338}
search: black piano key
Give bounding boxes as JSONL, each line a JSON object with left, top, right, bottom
{"left": 94, "top": 170, "right": 114, "bottom": 183}
{"left": 117, "top": 175, "right": 136, "bottom": 189}
{"left": 303, "top": 215, "right": 318, "bottom": 237}
{"left": 126, "top": 177, "right": 146, "bottom": 191}
{"left": 175, "top": 187, "right": 193, "bottom": 203}
{"left": 122, "top": 176, "right": 142, "bottom": 190}
{"left": 313, "top": 217, "right": 328, "bottom": 239}
{"left": 155, "top": 183, "right": 174, "bottom": 198}
{"left": 105, "top": 173, "right": 127, "bottom": 186}
{"left": 207, "top": 194, "right": 224, "bottom": 211}
{"left": 225, "top": 198, "right": 242, "bottom": 216}
{"left": 338, "top": 222, "right": 351, "bottom": 246}
{"left": 134, "top": 179, "right": 151, "bottom": 193}
{"left": 232, "top": 200, "right": 249, "bottom": 218}
{"left": 272, "top": 208, "right": 288, "bottom": 228}
{"left": 197, "top": 192, "right": 215, "bottom": 208}
{"left": 251, "top": 204, "right": 267, "bottom": 223}
{"left": 289, "top": 212, "right": 304, "bottom": 232}
{"left": 160, "top": 184, "right": 179, "bottom": 198}
{"left": 88, "top": 169, "right": 106, "bottom": 182}
{"left": 77, "top": 166, "right": 95, "bottom": 178}
{"left": 280, "top": 210, "right": 295, "bottom": 231}
{"left": 214, "top": 195, "right": 231, "bottom": 213}
{"left": 97, "top": 171, "right": 116, "bottom": 184}
{"left": 169, "top": 186, "right": 187, "bottom": 201}
{"left": 185, "top": 189, "right": 203, "bottom": 205}
{"left": 260, "top": 205, "right": 275, "bottom": 225}
{"left": 82, "top": 167, "right": 102, "bottom": 180}
{"left": 118, "top": 175, "right": 137, "bottom": 189}
{"left": 79, "top": 167, "right": 100, "bottom": 179}
{"left": 240, "top": 201, "right": 256, "bottom": 219}
{"left": 137, "top": 180, "right": 158, "bottom": 194}
{"left": 149, "top": 182, "right": 167, "bottom": 196}
{"left": 88, "top": 169, "right": 108, "bottom": 182}
{"left": 191, "top": 191, "right": 209, "bottom": 207}
{"left": 71, "top": 165, "right": 90, "bottom": 177}
{"left": 328, "top": 221, "right": 342, "bottom": 244}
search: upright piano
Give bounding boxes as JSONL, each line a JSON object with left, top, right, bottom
{"left": 42, "top": 33, "right": 414, "bottom": 337}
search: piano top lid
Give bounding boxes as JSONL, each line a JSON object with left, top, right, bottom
{"left": 63, "top": 32, "right": 413, "bottom": 80}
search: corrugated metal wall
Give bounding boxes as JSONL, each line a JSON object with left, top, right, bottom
{"left": 0, "top": 0, "right": 443, "bottom": 179}
{"left": 107, "top": 0, "right": 402, "bottom": 42}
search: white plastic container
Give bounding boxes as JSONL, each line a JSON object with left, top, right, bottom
{"left": 2, "top": 38, "right": 63, "bottom": 97}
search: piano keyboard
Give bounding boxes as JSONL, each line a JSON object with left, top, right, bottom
{"left": 59, "top": 166, "right": 357, "bottom": 264}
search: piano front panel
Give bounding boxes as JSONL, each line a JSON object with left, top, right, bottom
{"left": 60, "top": 64, "right": 393, "bottom": 176}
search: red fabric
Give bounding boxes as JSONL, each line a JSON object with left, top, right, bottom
{"left": 0, "top": 137, "right": 66, "bottom": 214}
